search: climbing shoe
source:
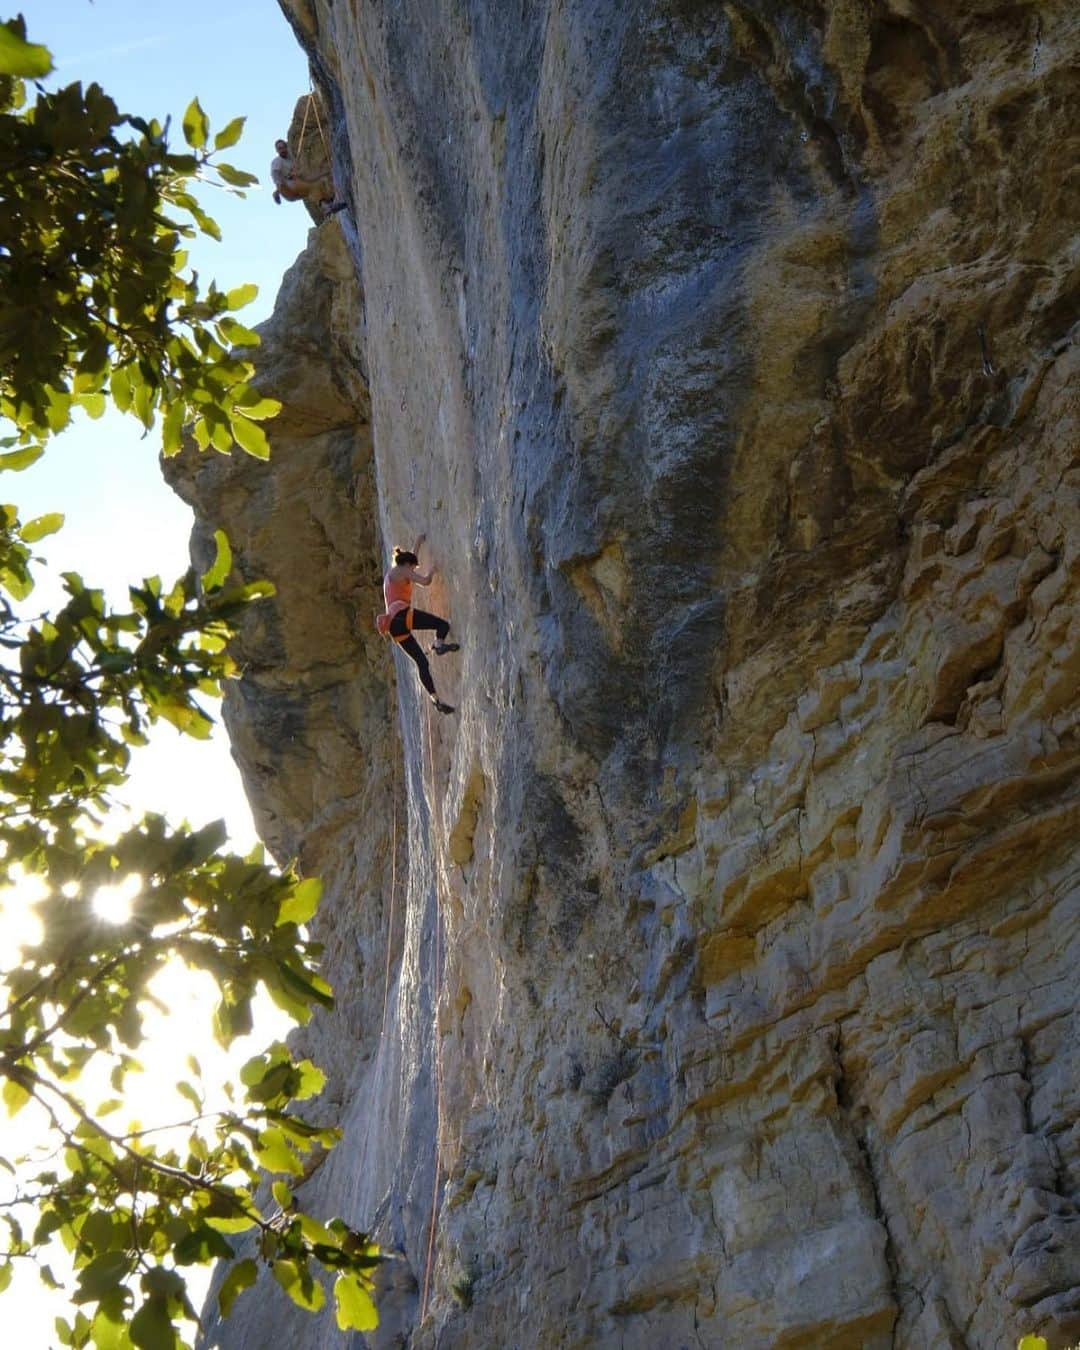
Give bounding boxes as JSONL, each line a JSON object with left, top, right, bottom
{"left": 431, "top": 698, "right": 455, "bottom": 715}
{"left": 432, "top": 641, "right": 460, "bottom": 656}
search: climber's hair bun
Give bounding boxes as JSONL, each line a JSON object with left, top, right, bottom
{"left": 393, "top": 548, "right": 419, "bottom": 567}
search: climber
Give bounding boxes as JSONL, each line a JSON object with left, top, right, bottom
{"left": 376, "top": 534, "right": 459, "bottom": 715}
{"left": 269, "top": 138, "right": 347, "bottom": 217}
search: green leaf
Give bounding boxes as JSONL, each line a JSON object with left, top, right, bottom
{"left": 175, "top": 1080, "right": 202, "bottom": 1111}
{"left": 2, "top": 1078, "right": 30, "bottom": 1117}
{"left": 217, "top": 318, "right": 261, "bottom": 346}
{"left": 294, "top": 1059, "right": 327, "bottom": 1101}
{"left": 74, "top": 1251, "right": 130, "bottom": 1303}
{"left": 0, "top": 1263, "right": 11, "bottom": 1294}
{"left": 44, "top": 387, "right": 72, "bottom": 433}
{"left": 192, "top": 206, "right": 222, "bottom": 241}
{"left": 80, "top": 1211, "right": 117, "bottom": 1254}
{"left": 334, "top": 1272, "right": 378, "bottom": 1332}
{"left": 132, "top": 373, "right": 155, "bottom": 430}
{"left": 181, "top": 97, "right": 209, "bottom": 150}
{"left": 254, "top": 1127, "right": 304, "bottom": 1176}
{"left": 90, "top": 1304, "right": 133, "bottom": 1350}
{"left": 226, "top": 284, "right": 258, "bottom": 310}
{"left": 154, "top": 699, "right": 213, "bottom": 739}
{"left": 277, "top": 877, "right": 322, "bottom": 928}
{"left": 20, "top": 512, "right": 65, "bottom": 543}
{"left": 271, "top": 1181, "right": 293, "bottom": 1210}
{"left": 1018, "top": 1339, "right": 1048, "bottom": 1350}
{"left": 232, "top": 393, "right": 281, "bottom": 420}
{"left": 216, "top": 162, "right": 259, "bottom": 189}
{"left": 204, "top": 1214, "right": 257, "bottom": 1236}
{"left": 210, "top": 418, "right": 233, "bottom": 454}
{"left": 271, "top": 1260, "right": 325, "bottom": 1312}
{"left": 235, "top": 579, "right": 276, "bottom": 600}
{"left": 0, "top": 26, "right": 52, "bottom": 77}
{"left": 239, "top": 1048, "right": 282, "bottom": 1088}
{"left": 201, "top": 529, "right": 232, "bottom": 592}
{"left": 129, "top": 1298, "right": 175, "bottom": 1350}
{"left": 218, "top": 1259, "right": 257, "bottom": 1318}
{"left": 230, "top": 414, "right": 270, "bottom": 460}
{"left": 141, "top": 1268, "right": 185, "bottom": 1302}
{"left": 173, "top": 1223, "right": 232, "bottom": 1265}
{"left": 0, "top": 445, "right": 45, "bottom": 472}
{"left": 213, "top": 117, "right": 246, "bottom": 150}
{"left": 110, "top": 365, "right": 133, "bottom": 413}
{"left": 273, "top": 961, "right": 334, "bottom": 1011}
{"left": 161, "top": 402, "right": 185, "bottom": 458}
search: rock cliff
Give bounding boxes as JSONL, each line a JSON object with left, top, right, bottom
{"left": 173, "top": 3, "right": 1080, "bottom": 1346}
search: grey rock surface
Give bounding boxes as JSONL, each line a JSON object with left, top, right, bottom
{"left": 179, "top": 2, "right": 1079, "bottom": 1346}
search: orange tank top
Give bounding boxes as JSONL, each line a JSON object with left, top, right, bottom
{"left": 383, "top": 571, "right": 413, "bottom": 609}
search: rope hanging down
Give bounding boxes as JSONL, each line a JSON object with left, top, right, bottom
{"left": 309, "top": 85, "right": 331, "bottom": 159}
{"left": 379, "top": 754, "right": 399, "bottom": 1040}
{"left": 295, "top": 86, "right": 332, "bottom": 170}
{"left": 419, "top": 695, "right": 447, "bottom": 1324}
{"left": 296, "top": 89, "right": 312, "bottom": 158}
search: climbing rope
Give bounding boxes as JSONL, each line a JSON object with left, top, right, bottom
{"left": 309, "top": 86, "right": 331, "bottom": 160}
{"left": 419, "top": 695, "right": 447, "bottom": 1324}
{"left": 295, "top": 86, "right": 333, "bottom": 182}
{"left": 296, "top": 89, "right": 313, "bottom": 160}
{"left": 379, "top": 754, "right": 399, "bottom": 1040}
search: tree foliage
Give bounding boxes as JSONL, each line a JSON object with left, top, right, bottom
{"left": 0, "top": 17, "right": 380, "bottom": 1346}
{"left": 0, "top": 17, "right": 275, "bottom": 464}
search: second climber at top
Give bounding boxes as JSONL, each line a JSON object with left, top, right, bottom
{"left": 376, "top": 534, "right": 459, "bottom": 715}
{"left": 269, "top": 137, "right": 347, "bottom": 218}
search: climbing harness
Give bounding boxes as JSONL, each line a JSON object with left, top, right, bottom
{"left": 376, "top": 600, "right": 413, "bottom": 641}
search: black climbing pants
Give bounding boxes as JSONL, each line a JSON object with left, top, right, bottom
{"left": 390, "top": 608, "right": 449, "bottom": 698}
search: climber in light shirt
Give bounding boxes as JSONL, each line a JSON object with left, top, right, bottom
{"left": 269, "top": 138, "right": 346, "bottom": 217}
{"left": 375, "top": 534, "right": 459, "bottom": 715}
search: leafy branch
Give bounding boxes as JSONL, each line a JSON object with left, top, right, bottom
{"left": 0, "top": 20, "right": 277, "bottom": 465}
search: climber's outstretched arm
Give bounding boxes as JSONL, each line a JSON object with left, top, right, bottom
{"left": 410, "top": 533, "right": 433, "bottom": 585}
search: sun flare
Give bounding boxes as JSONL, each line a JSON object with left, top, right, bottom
{"left": 91, "top": 872, "right": 143, "bottom": 924}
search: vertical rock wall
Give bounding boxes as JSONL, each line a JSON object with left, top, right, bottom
{"left": 183, "top": 3, "right": 1079, "bottom": 1346}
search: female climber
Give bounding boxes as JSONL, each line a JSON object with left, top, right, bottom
{"left": 376, "top": 535, "right": 459, "bottom": 714}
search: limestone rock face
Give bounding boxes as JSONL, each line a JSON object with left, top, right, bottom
{"left": 183, "top": 3, "right": 1079, "bottom": 1347}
